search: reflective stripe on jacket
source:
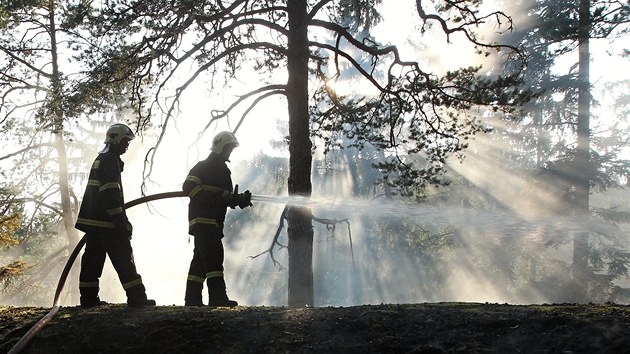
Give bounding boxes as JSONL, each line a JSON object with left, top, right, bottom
{"left": 75, "top": 152, "right": 127, "bottom": 233}
{"left": 183, "top": 152, "right": 232, "bottom": 236}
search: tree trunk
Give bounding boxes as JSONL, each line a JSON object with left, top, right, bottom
{"left": 49, "top": 0, "right": 80, "bottom": 303}
{"left": 572, "top": 0, "right": 591, "bottom": 298}
{"left": 286, "top": 0, "right": 314, "bottom": 307}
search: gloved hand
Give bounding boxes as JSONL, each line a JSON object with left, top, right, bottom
{"left": 221, "top": 189, "right": 239, "bottom": 209}
{"left": 220, "top": 185, "right": 252, "bottom": 209}
{"left": 237, "top": 190, "right": 252, "bottom": 209}
{"left": 112, "top": 214, "right": 133, "bottom": 239}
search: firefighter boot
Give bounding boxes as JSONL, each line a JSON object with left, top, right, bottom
{"left": 184, "top": 280, "right": 204, "bottom": 306}
{"left": 126, "top": 284, "right": 156, "bottom": 307}
{"left": 80, "top": 286, "right": 107, "bottom": 307}
{"left": 207, "top": 276, "right": 238, "bottom": 307}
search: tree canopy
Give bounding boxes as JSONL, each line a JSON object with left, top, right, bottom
{"left": 76, "top": 0, "right": 533, "bottom": 192}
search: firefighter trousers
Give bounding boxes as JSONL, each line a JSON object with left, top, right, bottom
{"left": 79, "top": 230, "right": 147, "bottom": 303}
{"left": 185, "top": 226, "right": 226, "bottom": 305}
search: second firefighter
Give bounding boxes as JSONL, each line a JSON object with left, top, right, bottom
{"left": 183, "top": 131, "right": 252, "bottom": 307}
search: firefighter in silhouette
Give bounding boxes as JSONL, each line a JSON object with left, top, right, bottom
{"left": 183, "top": 131, "right": 252, "bottom": 307}
{"left": 75, "top": 123, "right": 155, "bottom": 307}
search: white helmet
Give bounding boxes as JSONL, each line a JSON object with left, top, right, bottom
{"left": 211, "top": 131, "right": 239, "bottom": 154}
{"left": 104, "top": 123, "right": 135, "bottom": 145}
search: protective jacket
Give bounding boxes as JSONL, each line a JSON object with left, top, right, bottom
{"left": 76, "top": 147, "right": 153, "bottom": 307}
{"left": 183, "top": 152, "right": 233, "bottom": 236}
{"left": 75, "top": 152, "right": 128, "bottom": 233}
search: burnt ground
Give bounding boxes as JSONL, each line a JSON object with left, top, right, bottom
{"left": 1, "top": 302, "right": 629, "bottom": 353}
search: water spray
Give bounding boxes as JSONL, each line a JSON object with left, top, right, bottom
{"left": 250, "top": 194, "right": 312, "bottom": 207}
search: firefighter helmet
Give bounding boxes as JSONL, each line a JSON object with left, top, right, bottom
{"left": 211, "top": 131, "right": 239, "bottom": 154}
{"left": 104, "top": 123, "right": 135, "bottom": 145}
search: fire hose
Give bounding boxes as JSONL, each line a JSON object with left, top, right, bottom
{"left": 8, "top": 191, "right": 188, "bottom": 354}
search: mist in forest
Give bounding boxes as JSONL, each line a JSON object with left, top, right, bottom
{"left": 29, "top": 122, "right": 618, "bottom": 308}
{"left": 3, "top": 64, "right": 629, "bottom": 308}
{"left": 2, "top": 2, "right": 629, "bottom": 308}
{"left": 2, "top": 102, "right": 628, "bottom": 307}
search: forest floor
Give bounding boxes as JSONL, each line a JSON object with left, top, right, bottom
{"left": 1, "top": 302, "right": 629, "bottom": 353}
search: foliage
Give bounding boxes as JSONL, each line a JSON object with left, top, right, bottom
{"left": 0, "top": 260, "right": 31, "bottom": 293}
{"left": 0, "top": 213, "right": 25, "bottom": 294}
{"left": 75, "top": 0, "right": 534, "bottom": 192}
{"left": 0, "top": 214, "right": 20, "bottom": 248}
{"left": 0, "top": 194, "right": 68, "bottom": 304}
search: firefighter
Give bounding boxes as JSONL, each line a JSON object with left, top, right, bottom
{"left": 75, "top": 123, "right": 156, "bottom": 307}
{"left": 183, "top": 131, "right": 252, "bottom": 307}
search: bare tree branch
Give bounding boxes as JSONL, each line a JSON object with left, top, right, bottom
{"left": 0, "top": 143, "right": 56, "bottom": 162}
{"left": 250, "top": 206, "right": 354, "bottom": 269}
{"left": 0, "top": 45, "right": 53, "bottom": 79}
{"left": 0, "top": 197, "right": 61, "bottom": 215}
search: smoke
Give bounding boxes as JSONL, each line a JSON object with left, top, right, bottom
{"left": 4, "top": 112, "right": 628, "bottom": 307}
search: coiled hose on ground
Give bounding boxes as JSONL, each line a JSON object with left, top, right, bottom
{"left": 8, "top": 191, "right": 187, "bottom": 354}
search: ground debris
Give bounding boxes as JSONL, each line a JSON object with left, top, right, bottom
{"left": 1, "top": 302, "right": 629, "bottom": 353}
